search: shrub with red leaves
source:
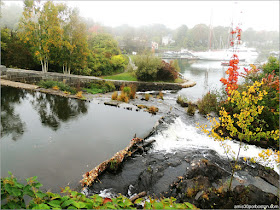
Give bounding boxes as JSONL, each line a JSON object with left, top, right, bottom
{"left": 157, "top": 60, "right": 179, "bottom": 81}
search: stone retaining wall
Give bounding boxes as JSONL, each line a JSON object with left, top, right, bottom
{"left": 0, "top": 67, "right": 195, "bottom": 91}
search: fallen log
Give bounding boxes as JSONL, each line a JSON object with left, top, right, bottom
{"left": 130, "top": 191, "right": 147, "bottom": 203}
{"left": 81, "top": 137, "right": 144, "bottom": 187}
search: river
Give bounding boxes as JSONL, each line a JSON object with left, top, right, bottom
{"left": 1, "top": 59, "right": 278, "bottom": 196}
{"left": 1, "top": 86, "right": 160, "bottom": 192}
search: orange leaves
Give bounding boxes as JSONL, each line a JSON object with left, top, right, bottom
{"left": 221, "top": 54, "right": 240, "bottom": 95}
{"left": 221, "top": 26, "right": 243, "bottom": 95}
{"left": 103, "top": 198, "right": 112, "bottom": 204}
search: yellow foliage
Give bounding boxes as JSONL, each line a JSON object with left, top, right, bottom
{"left": 111, "top": 91, "right": 118, "bottom": 100}
{"left": 75, "top": 91, "right": 83, "bottom": 98}
{"left": 197, "top": 81, "right": 280, "bottom": 188}
{"left": 52, "top": 86, "right": 59, "bottom": 90}
{"left": 186, "top": 188, "right": 195, "bottom": 198}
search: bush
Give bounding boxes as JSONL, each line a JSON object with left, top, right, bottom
{"left": 134, "top": 54, "right": 179, "bottom": 82}
{"left": 176, "top": 95, "right": 188, "bottom": 107}
{"left": 38, "top": 80, "right": 77, "bottom": 94}
{"left": 262, "top": 56, "right": 279, "bottom": 74}
{"left": 147, "top": 106, "right": 159, "bottom": 114}
{"left": 157, "top": 60, "right": 179, "bottom": 81}
{"left": 128, "top": 84, "right": 137, "bottom": 99}
{"left": 157, "top": 91, "right": 164, "bottom": 100}
{"left": 84, "top": 81, "right": 116, "bottom": 94}
{"left": 111, "top": 91, "right": 118, "bottom": 100}
{"left": 197, "top": 92, "right": 218, "bottom": 115}
{"left": 134, "top": 54, "right": 162, "bottom": 81}
{"left": 145, "top": 93, "right": 151, "bottom": 101}
{"left": 170, "top": 59, "right": 181, "bottom": 72}
{"left": 233, "top": 67, "right": 279, "bottom": 136}
{"left": 187, "top": 103, "right": 196, "bottom": 116}
{"left": 117, "top": 92, "right": 129, "bottom": 103}
{"left": 1, "top": 173, "right": 195, "bottom": 209}
{"left": 122, "top": 86, "right": 131, "bottom": 96}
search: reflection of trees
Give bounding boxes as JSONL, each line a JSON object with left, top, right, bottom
{"left": 31, "top": 93, "right": 88, "bottom": 130}
{"left": 1, "top": 87, "right": 26, "bottom": 140}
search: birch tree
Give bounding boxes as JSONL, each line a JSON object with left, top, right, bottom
{"left": 19, "top": 0, "right": 62, "bottom": 73}
{"left": 59, "top": 7, "right": 88, "bottom": 74}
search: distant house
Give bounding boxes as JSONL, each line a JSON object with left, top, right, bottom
{"left": 151, "top": 41, "right": 159, "bottom": 50}
{"left": 162, "top": 35, "right": 175, "bottom": 46}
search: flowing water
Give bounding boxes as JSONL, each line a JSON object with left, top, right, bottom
{"left": 1, "top": 86, "right": 160, "bottom": 192}
{"left": 1, "top": 59, "right": 278, "bottom": 197}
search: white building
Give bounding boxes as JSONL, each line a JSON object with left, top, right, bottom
{"left": 162, "top": 35, "right": 175, "bottom": 46}
{"left": 151, "top": 41, "right": 159, "bottom": 49}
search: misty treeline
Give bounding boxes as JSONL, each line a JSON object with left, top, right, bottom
{"left": 1, "top": 0, "right": 127, "bottom": 75}
{"left": 1, "top": 1, "right": 279, "bottom": 74}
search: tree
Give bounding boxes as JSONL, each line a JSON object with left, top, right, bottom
{"left": 87, "top": 33, "right": 125, "bottom": 75}
{"left": 57, "top": 7, "right": 89, "bottom": 74}
{"left": 1, "top": 28, "right": 39, "bottom": 70}
{"left": 19, "top": 0, "right": 63, "bottom": 73}
{"left": 173, "top": 25, "right": 188, "bottom": 48}
{"left": 186, "top": 24, "right": 209, "bottom": 51}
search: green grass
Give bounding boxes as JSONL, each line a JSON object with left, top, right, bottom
{"left": 102, "top": 72, "right": 137, "bottom": 81}
{"left": 83, "top": 88, "right": 104, "bottom": 94}
{"left": 38, "top": 80, "right": 77, "bottom": 94}
{"left": 83, "top": 81, "right": 116, "bottom": 95}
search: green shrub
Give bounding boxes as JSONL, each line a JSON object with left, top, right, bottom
{"left": 197, "top": 92, "right": 218, "bottom": 115}
{"left": 1, "top": 173, "right": 195, "bottom": 209}
{"left": 83, "top": 81, "right": 116, "bottom": 94}
{"left": 262, "top": 56, "right": 279, "bottom": 74}
{"left": 134, "top": 54, "right": 162, "bottom": 81}
{"left": 176, "top": 95, "right": 188, "bottom": 107}
{"left": 122, "top": 86, "right": 131, "bottom": 96}
{"left": 187, "top": 103, "right": 196, "bottom": 116}
{"left": 38, "top": 80, "right": 76, "bottom": 94}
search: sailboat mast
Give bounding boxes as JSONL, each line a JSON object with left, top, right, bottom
{"left": 208, "top": 9, "right": 213, "bottom": 50}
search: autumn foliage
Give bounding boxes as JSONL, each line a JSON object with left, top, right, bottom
{"left": 220, "top": 26, "right": 242, "bottom": 94}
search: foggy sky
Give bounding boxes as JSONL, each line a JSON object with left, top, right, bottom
{"left": 4, "top": 0, "right": 279, "bottom": 31}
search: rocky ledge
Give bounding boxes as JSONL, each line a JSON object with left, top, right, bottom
{"left": 84, "top": 116, "right": 279, "bottom": 209}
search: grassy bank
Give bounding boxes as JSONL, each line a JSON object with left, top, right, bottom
{"left": 102, "top": 72, "right": 137, "bottom": 81}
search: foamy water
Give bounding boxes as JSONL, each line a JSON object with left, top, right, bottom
{"left": 149, "top": 117, "right": 279, "bottom": 174}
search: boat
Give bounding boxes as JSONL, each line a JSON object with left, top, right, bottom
{"left": 179, "top": 49, "right": 199, "bottom": 60}
{"left": 192, "top": 43, "right": 258, "bottom": 62}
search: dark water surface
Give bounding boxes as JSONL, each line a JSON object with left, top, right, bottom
{"left": 1, "top": 86, "right": 159, "bottom": 192}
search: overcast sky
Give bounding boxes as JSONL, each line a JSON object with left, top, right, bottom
{"left": 4, "top": 0, "right": 280, "bottom": 31}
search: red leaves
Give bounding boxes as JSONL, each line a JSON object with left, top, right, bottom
{"left": 103, "top": 198, "right": 112, "bottom": 204}
{"left": 221, "top": 26, "right": 243, "bottom": 95}
{"left": 262, "top": 71, "right": 280, "bottom": 92}
{"left": 220, "top": 54, "right": 240, "bottom": 95}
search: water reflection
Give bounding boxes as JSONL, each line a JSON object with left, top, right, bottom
{"left": 174, "top": 59, "right": 249, "bottom": 100}
{"left": 1, "top": 87, "right": 159, "bottom": 192}
{"left": 30, "top": 92, "right": 88, "bottom": 130}
{"left": 1, "top": 87, "right": 26, "bottom": 140}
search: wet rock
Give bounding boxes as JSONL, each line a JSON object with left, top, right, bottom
{"left": 186, "top": 159, "right": 230, "bottom": 182}
{"left": 104, "top": 101, "right": 119, "bottom": 107}
{"left": 233, "top": 185, "right": 278, "bottom": 205}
